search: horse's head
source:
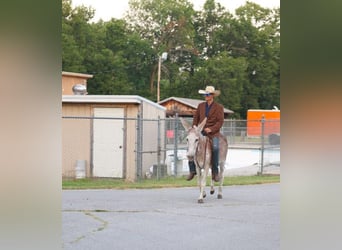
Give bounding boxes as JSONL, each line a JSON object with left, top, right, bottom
{"left": 180, "top": 117, "right": 207, "bottom": 159}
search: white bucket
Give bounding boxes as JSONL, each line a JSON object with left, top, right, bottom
{"left": 75, "top": 160, "right": 86, "bottom": 179}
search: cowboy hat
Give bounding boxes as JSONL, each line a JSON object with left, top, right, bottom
{"left": 198, "top": 86, "right": 221, "bottom": 96}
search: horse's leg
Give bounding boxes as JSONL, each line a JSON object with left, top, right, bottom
{"left": 203, "top": 166, "right": 210, "bottom": 199}
{"left": 196, "top": 167, "right": 204, "bottom": 202}
{"left": 197, "top": 169, "right": 204, "bottom": 203}
{"left": 217, "top": 162, "right": 225, "bottom": 199}
{"left": 198, "top": 168, "right": 208, "bottom": 203}
{"left": 210, "top": 173, "right": 215, "bottom": 195}
{"left": 192, "top": 164, "right": 203, "bottom": 203}
{"left": 196, "top": 166, "right": 201, "bottom": 189}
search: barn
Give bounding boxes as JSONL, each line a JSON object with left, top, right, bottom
{"left": 62, "top": 95, "right": 166, "bottom": 182}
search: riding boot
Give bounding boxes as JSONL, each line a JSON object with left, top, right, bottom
{"left": 186, "top": 160, "right": 196, "bottom": 181}
{"left": 212, "top": 137, "right": 220, "bottom": 182}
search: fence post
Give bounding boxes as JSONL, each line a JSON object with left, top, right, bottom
{"left": 157, "top": 116, "right": 161, "bottom": 179}
{"left": 136, "top": 113, "right": 143, "bottom": 180}
{"left": 174, "top": 113, "right": 178, "bottom": 176}
{"left": 259, "top": 115, "right": 265, "bottom": 175}
{"left": 232, "top": 118, "right": 236, "bottom": 144}
{"left": 229, "top": 118, "right": 235, "bottom": 144}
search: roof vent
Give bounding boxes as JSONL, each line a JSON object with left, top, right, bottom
{"left": 72, "top": 84, "right": 87, "bottom": 95}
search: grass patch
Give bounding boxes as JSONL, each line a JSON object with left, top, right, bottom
{"left": 62, "top": 175, "right": 279, "bottom": 190}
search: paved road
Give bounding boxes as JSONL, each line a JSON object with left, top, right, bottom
{"left": 62, "top": 184, "right": 279, "bottom": 250}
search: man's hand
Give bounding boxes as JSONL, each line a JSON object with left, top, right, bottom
{"left": 204, "top": 128, "right": 212, "bottom": 134}
{"left": 201, "top": 127, "right": 212, "bottom": 136}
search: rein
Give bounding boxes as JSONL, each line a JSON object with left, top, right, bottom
{"left": 195, "top": 136, "right": 209, "bottom": 169}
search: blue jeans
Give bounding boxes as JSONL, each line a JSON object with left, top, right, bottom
{"left": 212, "top": 137, "right": 219, "bottom": 171}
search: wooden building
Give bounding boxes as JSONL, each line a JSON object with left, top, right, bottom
{"left": 158, "top": 96, "right": 234, "bottom": 118}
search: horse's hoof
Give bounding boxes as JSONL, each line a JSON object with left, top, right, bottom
{"left": 217, "top": 194, "right": 223, "bottom": 199}
{"left": 198, "top": 199, "right": 204, "bottom": 203}
{"left": 210, "top": 190, "right": 215, "bottom": 195}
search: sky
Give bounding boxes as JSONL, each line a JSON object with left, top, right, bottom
{"left": 71, "top": 0, "right": 279, "bottom": 22}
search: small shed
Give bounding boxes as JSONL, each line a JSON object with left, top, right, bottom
{"left": 158, "top": 96, "right": 234, "bottom": 118}
{"left": 62, "top": 95, "right": 166, "bottom": 181}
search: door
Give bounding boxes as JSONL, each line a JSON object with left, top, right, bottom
{"left": 93, "top": 108, "right": 124, "bottom": 177}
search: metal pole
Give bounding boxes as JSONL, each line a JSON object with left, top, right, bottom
{"left": 157, "top": 116, "right": 161, "bottom": 179}
{"left": 157, "top": 56, "right": 161, "bottom": 102}
{"left": 229, "top": 118, "right": 233, "bottom": 144}
{"left": 260, "top": 115, "right": 265, "bottom": 175}
{"left": 232, "top": 118, "right": 236, "bottom": 144}
{"left": 136, "top": 114, "right": 143, "bottom": 180}
{"left": 163, "top": 117, "right": 167, "bottom": 173}
{"left": 174, "top": 113, "right": 178, "bottom": 176}
{"left": 135, "top": 114, "right": 139, "bottom": 181}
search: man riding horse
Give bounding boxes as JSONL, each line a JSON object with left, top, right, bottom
{"left": 187, "top": 86, "right": 224, "bottom": 182}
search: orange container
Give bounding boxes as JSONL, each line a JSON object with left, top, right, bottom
{"left": 247, "top": 109, "right": 280, "bottom": 136}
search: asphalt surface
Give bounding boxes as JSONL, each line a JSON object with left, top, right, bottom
{"left": 62, "top": 183, "right": 279, "bottom": 250}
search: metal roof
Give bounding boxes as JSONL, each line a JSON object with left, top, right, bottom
{"left": 248, "top": 109, "right": 280, "bottom": 112}
{"left": 158, "top": 96, "right": 234, "bottom": 114}
{"left": 62, "top": 71, "right": 93, "bottom": 78}
{"left": 62, "top": 95, "right": 166, "bottom": 111}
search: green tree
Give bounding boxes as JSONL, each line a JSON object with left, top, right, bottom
{"left": 62, "top": 0, "right": 95, "bottom": 73}
{"left": 85, "top": 20, "right": 132, "bottom": 95}
{"left": 235, "top": 2, "right": 280, "bottom": 113}
{"left": 194, "top": 0, "right": 233, "bottom": 58}
{"left": 189, "top": 52, "right": 247, "bottom": 118}
{"left": 62, "top": 0, "right": 280, "bottom": 118}
{"left": 126, "top": 0, "right": 197, "bottom": 98}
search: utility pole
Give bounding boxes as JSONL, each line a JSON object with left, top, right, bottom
{"left": 157, "top": 52, "right": 168, "bottom": 102}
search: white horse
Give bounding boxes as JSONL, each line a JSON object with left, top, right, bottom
{"left": 180, "top": 117, "right": 228, "bottom": 203}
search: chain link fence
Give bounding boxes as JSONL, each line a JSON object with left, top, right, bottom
{"left": 162, "top": 116, "right": 280, "bottom": 179}
{"left": 62, "top": 115, "right": 280, "bottom": 180}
